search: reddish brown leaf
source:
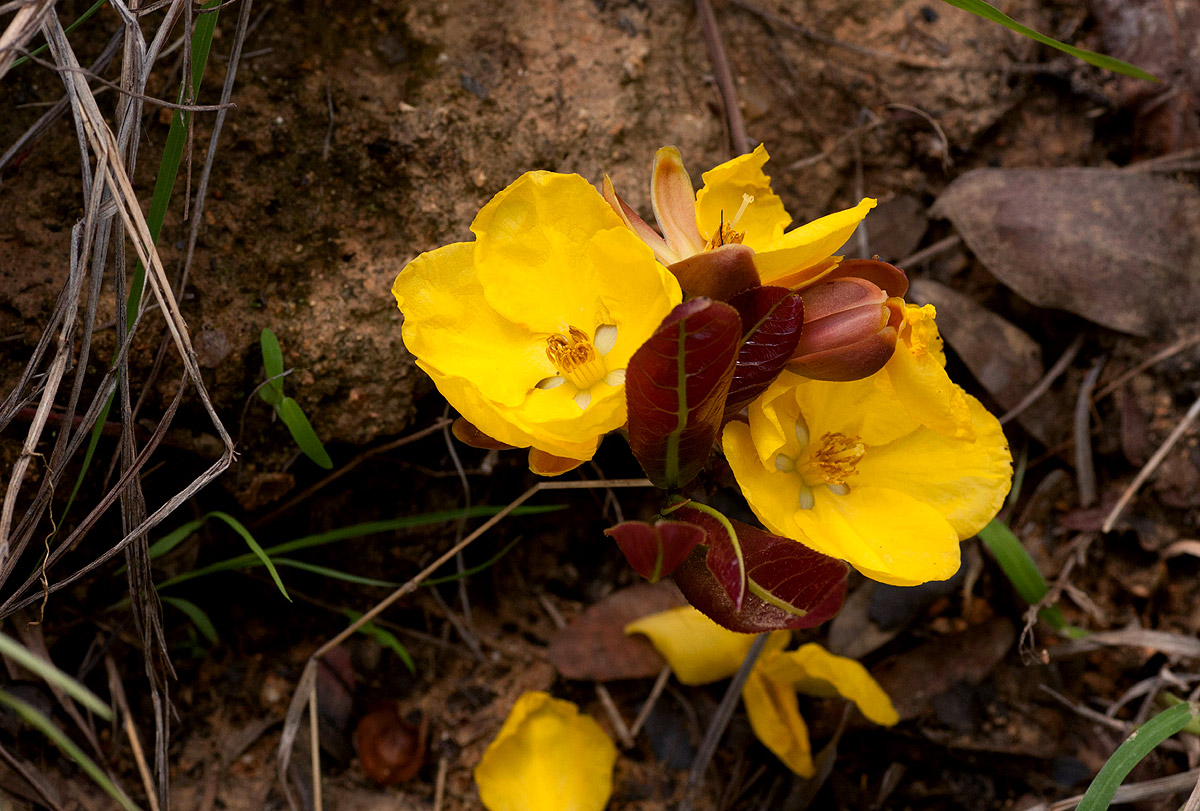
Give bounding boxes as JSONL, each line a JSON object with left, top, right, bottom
{"left": 724, "top": 286, "right": 804, "bottom": 420}
{"left": 626, "top": 298, "right": 741, "bottom": 489}
{"left": 546, "top": 582, "right": 685, "bottom": 681}
{"left": 605, "top": 520, "right": 706, "bottom": 582}
{"left": 670, "top": 506, "right": 849, "bottom": 633}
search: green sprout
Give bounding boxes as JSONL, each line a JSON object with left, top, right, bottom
{"left": 258, "top": 327, "right": 333, "bottom": 469}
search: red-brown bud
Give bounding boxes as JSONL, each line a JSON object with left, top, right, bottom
{"left": 787, "top": 276, "right": 904, "bottom": 381}
{"left": 667, "top": 243, "right": 760, "bottom": 301}
{"left": 354, "top": 701, "right": 427, "bottom": 785}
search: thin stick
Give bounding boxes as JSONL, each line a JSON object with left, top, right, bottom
{"left": 276, "top": 478, "right": 655, "bottom": 807}
{"left": 684, "top": 633, "right": 769, "bottom": 807}
{"left": 1074, "top": 357, "right": 1105, "bottom": 508}
{"left": 432, "top": 757, "right": 447, "bottom": 811}
{"left": 309, "top": 677, "right": 322, "bottom": 811}
{"left": 1092, "top": 332, "right": 1200, "bottom": 402}
{"left": 629, "top": 665, "right": 672, "bottom": 739}
{"left": 1102, "top": 391, "right": 1200, "bottom": 532}
{"left": 896, "top": 234, "right": 962, "bottom": 269}
{"left": 696, "top": 0, "right": 749, "bottom": 155}
{"left": 105, "top": 657, "right": 159, "bottom": 811}
{"left": 1000, "top": 333, "right": 1085, "bottom": 425}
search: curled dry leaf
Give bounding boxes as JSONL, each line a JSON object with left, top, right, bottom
{"left": 932, "top": 168, "right": 1200, "bottom": 337}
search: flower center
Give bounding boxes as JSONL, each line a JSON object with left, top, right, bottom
{"left": 546, "top": 326, "right": 607, "bottom": 390}
{"left": 704, "top": 193, "right": 754, "bottom": 250}
{"left": 539, "top": 325, "right": 625, "bottom": 409}
{"left": 774, "top": 427, "right": 866, "bottom": 509}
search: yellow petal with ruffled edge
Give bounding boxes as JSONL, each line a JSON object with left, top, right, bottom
{"left": 474, "top": 692, "right": 617, "bottom": 811}
{"left": 876, "top": 305, "right": 974, "bottom": 440}
{"left": 472, "top": 172, "right": 679, "bottom": 336}
{"left": 755, "top": 199, "right": 876, "bottom": 286}
{"left": 855, "top": 392, "right": 1011, "bottom": 540}
{"left": 741, "top": 660, "right": 815, "bottom": 777}
{"left": 695, "top": 144, "right": 792, "bottom": 253}
{"left": 759, "top": 644, "right": 899, "bottom": 726}
{"left": 625, "top": 606, "right": 790, "bottom": 685}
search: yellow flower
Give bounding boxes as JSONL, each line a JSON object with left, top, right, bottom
{"left": 605, "top": 145, "right": 875, "bottom": 296}
{"left": 474, "top": 691, "right": 617, "bottom": 811}
{"left": 722, "top": 364, "right": 1012, "bottom": 586}
{"left": 393, "top": 172, "right": 682, "bottom": 471}
{"left": 627, "top": 606, "right": 897, "bottom": 777}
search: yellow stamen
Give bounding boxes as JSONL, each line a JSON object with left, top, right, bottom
{"left": 546, "top": 326, "right": 608, "bottom": 391}
{"left": 797, "top": 432, "right": 866, "bottom": 489}
{"left": 705, "top": 193, "right": 754, "bottom": 250}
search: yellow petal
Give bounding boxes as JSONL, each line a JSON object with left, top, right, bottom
{"left": 394, "top": 242, "right": 545, "bottom": 409}
{"left": 474, "top": 691, "right": 617, "bottom": 811}
{"left": 625, "top": 606, "right": 789, "bottom": 685}
{"left": 791, "top": 485, "right": 962, "bottom": 586}
{"left": 695, "top": 144, "right": 792, "bottom": 253}
{"left": 755, "top": 199, "right": 876, "bottom": 285}
{"left": 855, "top": 393, "right": 1012, "bottom": 540}
{"left": 758, "top": 644, "right": 899, "bottom": 726}
{"left": 741, "top": 660, "right": 815, "bottom": 777}
{"left": 786, "top": 371, "right": 920, "bottom": 449}
{"left": 471, "top": 171, "right": 661, "bottom": 334}
{"left": 876, "top": 304, "right": 974, "bottom": 439}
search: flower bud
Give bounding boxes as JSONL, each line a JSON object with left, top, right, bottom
{"left": 787, "top": 276, "right": 904, "bottom": 381}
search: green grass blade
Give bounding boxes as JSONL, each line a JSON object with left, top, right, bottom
{"left": 258, "top": 328, "right": 285, "bottom": 404}
{"left": 206, "top": 512, "right": 290, "bottom": 601}
{"left": 146, "top": 518, "right": 207, "bottom": 560}
{"left": 278, "top": 397, "right": 333, "bottom": 469}
{"left": 0, "top": 633, "right": 112, "bottom": 720}
{"left": 11, "top": 0, "right": 110, "bottom": 70}
{"left": 977, "top": 519, "right": 1048, "bottom": 605}
{"left": 273, "top": 558, "right": 400, "bottom": 588}
{"left": 977, "top": 519, "right": 1086, "bottom": 636}
{"left": 940, "top": 0, "right": 1157, "bottom": 81}
{"left": 0, "top": 690, "right": 141, "bottom": 811}
{"left": 154, "top": 505, "right": 563, "bottom": 590}
{"left": 1076, "top": 702, "right": 1198, "bottom": 811}
{"left": 161, "top": 596, "right": 219, "bottom": 644}
{"left": 422, "top": 537, "right": 523, "bottom": 586}
{"left": 343, "top": 610, "right": 416, "bottom": 673}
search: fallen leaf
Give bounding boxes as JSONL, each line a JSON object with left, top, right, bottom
{"left": 931, "top": 168, "right": 1200, "bottom": 337}
{"left": 870, "top": 618, "right": 1015, "bottom": 720}
{"left": 546, "top": 582, "right": 684, "bottom": 681}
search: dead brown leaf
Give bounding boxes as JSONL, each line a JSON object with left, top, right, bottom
{"left": 931, "top": 168, "right": 1200, "bottom": 337}
{"left": 546, "top": 581, "right": 684, "bottom": 681}
{"left": 870, "top": 618, "right": 1016, "bottom": 720}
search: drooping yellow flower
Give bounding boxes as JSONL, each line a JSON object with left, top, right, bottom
{"left": 628, "top": 606, "right": 897, "bottom": 777}
{"left": 393, "top": 172, "right": 682, "bottom": 472}
{"left": 722, "top": 364, "right": 1012, "bottom": 586}
{"left": 474, "top": 691, "right": 617, "bottom": 811}
{"left": 605, "top": 144, "right": 875, "bottom": 296}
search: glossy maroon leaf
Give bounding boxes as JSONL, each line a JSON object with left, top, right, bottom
{"left": 605, "top": 520, "right": 706, "bottom": 582}
{"left": 626, "top": 298, "right": 741, "bottom": 489}
{"left": 670, "top": 507, "right": 849, "bottom": 633}
{"left": 724, "top": 286, "right": 804, "bottom": 420}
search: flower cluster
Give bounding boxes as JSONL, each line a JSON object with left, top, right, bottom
{"left": 394, "top": 144, "right": 1011, "bottom": 605}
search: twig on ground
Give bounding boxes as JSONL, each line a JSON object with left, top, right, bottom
{"left": 1000, "top": 334, "right": 1085, "bottom": 425}
{"left": 885, "top": 102, "right": 951, "bottom": 170}
{"left": 276, "top": 478, "right": 655, "bottom": 809}
{"left": 696, "top": 0, "right": 749, "bottom": 156}
{"left": 251, "top": 418, "right": 452, "bottom": 527}
{"left": 629, "top": 665, "right": 672, "bottom": 740}
{"left": 105, "top": 656, "right": 159, "bottom": 811}
{"left": 896, "top": 234, "right": 962, "bottom": 269}
{"left": 1102, "top": 391, "right": 1200, "bottom": 532}
{"left": 683, "top": 633, "right": 770, "bottom": 809}
{"left": 1073, "top": 357, "right": 1105, "bottom": 508}
{"left": 322, "top": 83, "right": 334, "bottom": 160}
{"left": 433, "top": 757, "right": 447, "bottom": 811}
{"left": 1093, "top": 332, "right": 1200, "bottom": 402}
